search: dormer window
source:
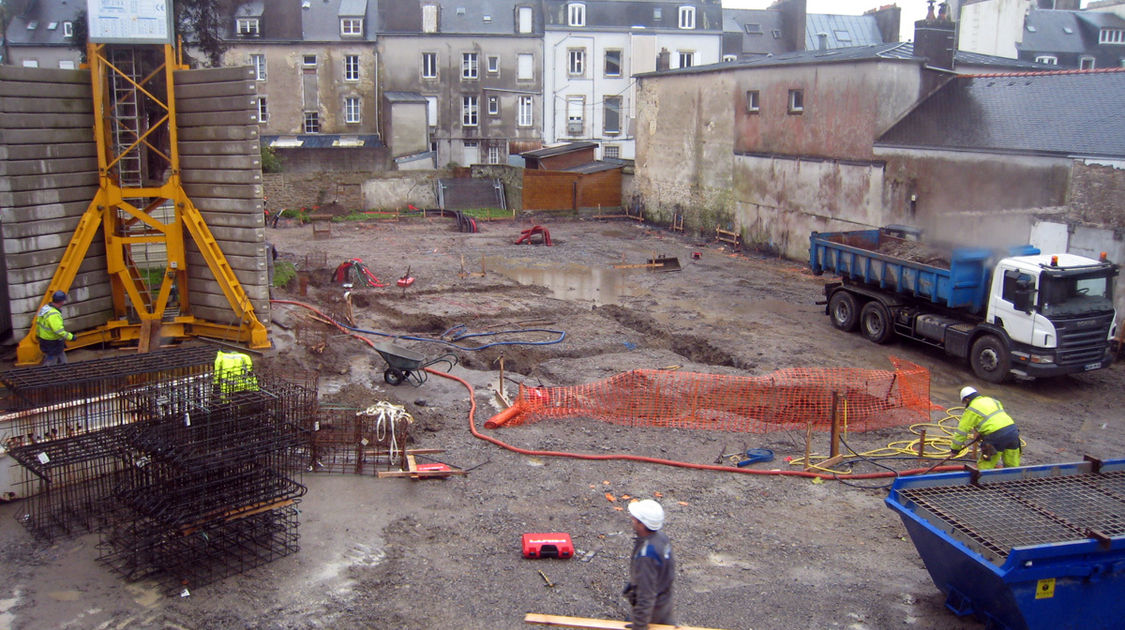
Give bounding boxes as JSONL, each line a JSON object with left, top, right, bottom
{"left": 1100, "top": 28, "right": 1124, "bottom": 44}
{"left": 568, "top": 3, "right": 586, "bottom": 27}
{"left": 422, "top": 4, "right": 438, "bottom": 33}
{"left": 517, "top": 6, "right": 532, "bottom": 33}
{"left": 237, "top": 18, "right": 260, "bottom": 36}
{"left": 679, "top": 6, "right": 695, "bottom": 30}
{"left": 341, "top": 18, "right": 363, "bottom": 36}
{"left": 63, "top": 22, "right": 73, "bottom": 37}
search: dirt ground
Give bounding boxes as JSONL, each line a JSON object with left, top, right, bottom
{"left": 2, "top": 216, "right": 1123, "bottom": 630}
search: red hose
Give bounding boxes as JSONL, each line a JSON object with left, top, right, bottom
{"left": 271, "top": 299, "right": 961, "bottom": 481}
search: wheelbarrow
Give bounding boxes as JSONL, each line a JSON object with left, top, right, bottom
{"left": 372, "top": 341, "right": 458, "bottom": 386}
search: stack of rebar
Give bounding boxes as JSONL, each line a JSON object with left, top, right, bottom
{"left": 306, "top": 404, "right": 412, "bottom": 475}
{"left": 1, "top": 347, "right": 319, "bottom": 593}
{"left": 2, "top": 346, "right": 217, "bottom": 539}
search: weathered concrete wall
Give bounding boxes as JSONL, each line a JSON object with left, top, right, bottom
{"left": 175, "top": 66, "right": 271, "bottom": 326}
{"left": 387, "top": 101, "right": 429, "bottom": 160}
{"left": 1069, "top": 161, "right": 1125, "bottom": 229}
{"left": 732, "top": 154, "right": 887, "bottom": 259}
{"left": 0, "top": 66, "right": 110, "bottom": 340}
{"left": 263, "top": 171, "right": 372, "bottom": 212}
{"left": 362, "top": 172, "right": 442, "bottom": 209}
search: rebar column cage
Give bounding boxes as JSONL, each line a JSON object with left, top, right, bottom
{"left": 15, "top": 42, "right": 268, "bottom": 365}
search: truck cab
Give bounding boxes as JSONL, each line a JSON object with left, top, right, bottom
{"left": 989, "top": 254, "right": 1118, "bottom": 379}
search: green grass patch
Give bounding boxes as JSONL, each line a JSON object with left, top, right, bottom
{"left": 273, "top": 261, "right": 297, "bottom": 288}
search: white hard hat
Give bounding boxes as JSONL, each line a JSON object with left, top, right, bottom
{"left": 959, "top": 386, "right": 978, "bottom": 402}
{"left": 627, "top": 499, "right": 665, "bottom": 531}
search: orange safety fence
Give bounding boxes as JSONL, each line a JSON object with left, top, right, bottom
{"left": 486, "top": 357, "right": 939, "bottom": 433}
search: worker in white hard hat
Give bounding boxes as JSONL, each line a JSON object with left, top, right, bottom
{"left": 951, "top": 386, "right": 1021, "bottom": 469}
{"left": 622, "top": 499, "right": 675, "bottom": 629}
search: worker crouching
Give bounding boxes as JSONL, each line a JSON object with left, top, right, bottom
{"left": 952, "top": 386, "right": 1022, "bottom": 469}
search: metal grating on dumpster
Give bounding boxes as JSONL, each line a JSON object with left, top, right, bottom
{"left": 898, "top": 470, "right": 1125, "bottom": 563}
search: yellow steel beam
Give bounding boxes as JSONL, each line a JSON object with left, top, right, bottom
{"left": 14, "top": 42, "right": 270, "bottom": 365}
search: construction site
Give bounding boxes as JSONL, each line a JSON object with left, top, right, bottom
{"left": 2, "top": 22, "right": 1125, "bottom": 630}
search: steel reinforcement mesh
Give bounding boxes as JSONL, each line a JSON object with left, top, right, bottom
{"left": 305, "top": 405, "right": 412, "bottom": 474}
{"left": 491, "top": 357, "right": 936, "bottom": 432}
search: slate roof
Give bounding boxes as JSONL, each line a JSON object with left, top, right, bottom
{"left": 262, "top": 134, "right": 383, "bottom": 149}
{"left": 805, "top": 13, "right": 885, "bottom": 49}
{"left": 639, "top": 41, "right": 1054, "bottom": 77}
{"left": 384, "top": 91, "right": 429, "bottom": 103}
{"left": 1020, "top": 10, "right": 1089, "bottom": 54}
{"left": 224, "top": 0, "right": 377, "bottom": 42}
{"left": 4, "top": 0, "right": 79, "bottom": 46}
{"left": 542, "top": 0, "right": 724, "bottom": 32}
{"left": 430, "top": 0, "right": 521, "bottom": 35}
{"left": 521, "top": 141, "right": 598, "bottom": 158}
{"left": 875, "top": 69, "right": 1125, "bottom": 159}
{"left": 723, "top": 8, "right": 787, "bottom": 58}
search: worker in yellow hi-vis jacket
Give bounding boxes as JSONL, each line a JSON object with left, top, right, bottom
{"left": 951, "top": 386, "right": 1021, "bottom": 469}
{"left": 36, "top": 291, "right": 74, "bottom": 365}
{"left": 214, "top": 350, "right": 259, "bottom": 400}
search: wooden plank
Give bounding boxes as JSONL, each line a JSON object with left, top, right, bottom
{"left": 524, "top": 613, "right": 727, "bottom": 630}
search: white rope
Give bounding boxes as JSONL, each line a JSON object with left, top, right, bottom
{"left": 358, "top": 401, "right": 414, "bottom": 465}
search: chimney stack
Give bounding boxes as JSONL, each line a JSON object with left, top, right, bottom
{"left": 817, "top": 32, "right": 828, "bottom": 51}
{"left": 656, "top": 47, "right": 670, "bottom": 71}
{"left": 914, "top": 1, "right": 956, "bottom": 70}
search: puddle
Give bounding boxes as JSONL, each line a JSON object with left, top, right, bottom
{"left": 485, "top": 258, "right": 645, "bottom": 305}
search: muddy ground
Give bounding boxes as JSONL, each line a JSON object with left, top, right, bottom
{"left": 2, "top": 217, "right": 1123, "bottom": 630}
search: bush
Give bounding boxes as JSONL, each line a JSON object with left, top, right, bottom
{"left": 273, "top": 260, "right": 297, "bottom": 288}
{"left": 261, "top": 145, "right": 283, "bottom": 173}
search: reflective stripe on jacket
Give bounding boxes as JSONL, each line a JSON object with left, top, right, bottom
{"left": 36, "top": 305, "right": 72, "bottom": 341}
{"left": 952, "top": 396, "right": 1015, "bottom": 449}
{"left": 628, "top": 530, "right": 675, "bottom": 629}
{"left": 214, "top": 351, "right": 259, "bottom": 394}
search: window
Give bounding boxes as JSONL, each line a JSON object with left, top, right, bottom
{"left": 237, "top": 18, "right": 259, "bottom": 36}
{"left": 744, "top": 23, "right": 761, "bottom": 34}
{"left": 834, "top": 29, "right": 851, "bottom": 43}
{"left": 603, "top": 95, "right": 622, "bottom": 134}
{"left": 568, "top": 48, "right": 585, "bottom": 76}
{"left": 22, "top": 59, "right": 39, "bottom": 68}
{"left": 344, "top": 55, "right": 359, "bottom": 80}
{"left": 1100, "top": 28, "right": 1124, "bottom": 44}
{"left": 518, "top": 95, "right": 533, "bottom": 126}
{"left": 1080, "top": 56, "right": 1095, "bottom": 70}
{"left": 678, "top": 51, "right": 694, "bottom": 68}
{"left": 653, "top": 7, "right": 662, "bottom": 20}
{"left": 488, "top": 95, "right": 500, "bottom": 115}
{"left": 679, "top": 6, "right": 696, "bottom": 29}
{"left": 1035, "top": 55, "right": 1058, "bottom": 65}
{"left": 426, "top": 96, "right": 438, "bottom": 126}
{"left": 422, "top": 52, "right": 438, "bottom": 78}
{"left": 304, "top": 112, "right": 320, "bottom": 133}
{"left": 518, "top": 6, "right": 533, "bottom": 33}
{"left": 605, "top": 49, "right": 622, "bottom": 76}
{"left": 462, "top": 96, "right": 479, "bottom": 126}
{"left": 462, "top": 53, "right": 478, "bottom": 79}
{"left": 303, "top": 54, "right": 317, "bottom": 67}
{"left": 341, "top": 17, "right": 363, "bottom": 36}
{"left": 345, "top": 97, "right": 361, "bottom": 123}
{"left": 788, "top": 89, "right": 804, "bottom": 113}
{"left": 568, "top": 3, "right": 585, "bottom": 27}
{"left": 603, "top": 145, "right": 620, "bottom": 159}
{"left": 566, "top": 96, "right": 584, "bottom": 135}
{"left": 63, "top": 21, "right": 73, "bottom": 37}
{"left": 47, "top": 22, "right": 57, "bottom": 30}
{"left": 723, "top": 54, "right": 737, "bottom": 62}
{"left": 518, "top": 53, "right": 534, "bottom": 80}
{"left": 59, "top": 60, "right": 76, "bottom": 69}
{"left": 487, "top": 55, "right": 500, "bottom": 73}
{"left": 746, "top": 90, "right": 760, "bottom": 113}
{"left": 487, "top": 145, "right": 501, "bottom": 164}
{"left": 258, "top": 96, "right": 269, "bottom": 123}
{"left": 251, "top": 54, "right": 267, "bottom": 80}
{"left": 422, "top": 5, "right": 438, "bottom": 33}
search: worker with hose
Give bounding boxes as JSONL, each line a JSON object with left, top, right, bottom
{"left": 951, "top": 386, "right": 1021, "bottom": 469}
{"left": 623, "top": 499, "right": 675, "bottom": 629}
{"left": 35, "top": 290, "right": 75, "bottom": 365}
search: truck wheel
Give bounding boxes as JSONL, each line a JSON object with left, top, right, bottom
{"left": 970, "top": 335, "right": 1010, "bottom": 383}
{"left": 859, "top": 301, "right": 895, "bottom": 344}
{"left": 828, "top": 291, "right": 860, "bottom": 332}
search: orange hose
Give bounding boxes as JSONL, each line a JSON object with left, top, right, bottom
{"left": 270, "top": 299, "right": 961, "bottom": 480}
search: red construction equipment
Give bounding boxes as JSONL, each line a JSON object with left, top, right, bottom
{"left": 522, "top": 533, "right": 574, "bottom": 559}
{"left": 515, "top": 226, "right": 552, "bottom": 246}
{"left": 332, "top": 258, "right": 384, "bottom": 287}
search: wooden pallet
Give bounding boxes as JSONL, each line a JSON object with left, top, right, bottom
{"left": 376, "top": 452, "right": 467, "bottom": 479}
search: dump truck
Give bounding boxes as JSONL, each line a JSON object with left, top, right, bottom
{"left": 809, "top": 226, "right": 1119, "bottom": 383}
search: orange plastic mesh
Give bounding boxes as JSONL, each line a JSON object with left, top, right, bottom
{"left": 487, "top": 357, "right": 937, "bottom": 433}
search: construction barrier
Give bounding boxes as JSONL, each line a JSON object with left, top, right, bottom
{"left": 487, "top": 357, "right": 936, "bottom": 433}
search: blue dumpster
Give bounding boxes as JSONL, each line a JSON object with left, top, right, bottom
{"left": 886, "top": 458, "right": 1125, "bottom": 630}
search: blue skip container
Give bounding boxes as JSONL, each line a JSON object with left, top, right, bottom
{"left": 886, "top": 457, "right": 1125, "bottom": 630}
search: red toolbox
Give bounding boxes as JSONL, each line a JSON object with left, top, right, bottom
{"left": 521, "top": 533, "right": 574, "bottom": 559}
